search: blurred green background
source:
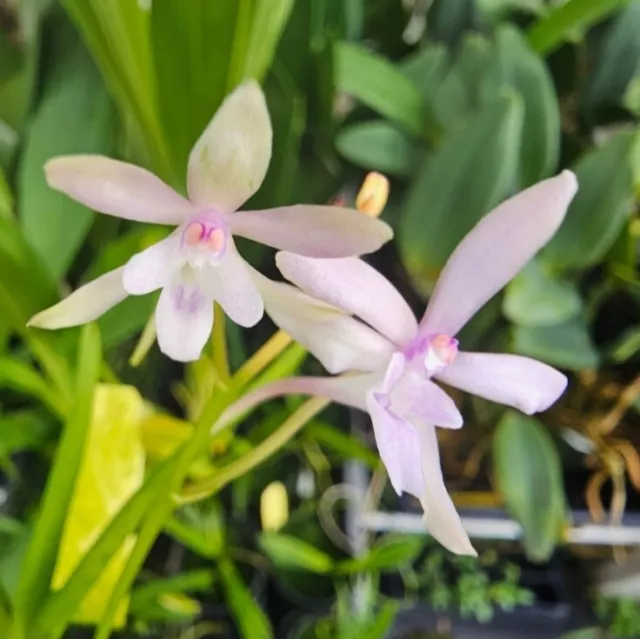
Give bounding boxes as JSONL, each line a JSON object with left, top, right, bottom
{"left": 1, "top": 0, "right": 640, "bottom": 637}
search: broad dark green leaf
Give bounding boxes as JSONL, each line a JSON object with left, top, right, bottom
{"left": 0, "top": 410, "right": 53, "bottom": 459}
{"left": 494, "top": 25, "right": 560, "bottom": 186}
{"left": 218, "top": 557, "right": 273, "bottom": 639}
{"left": 0, "top": 359, "right": 66, "bottom": 416}
{"left": 13, "top": 324, "right": 101, "bottom": 631}
{"left": 512, "top": 320, "right": 599, "bottom": 371}
{"left": 503, "top": 260, "right": 582, "bottom": 327}
{"left": 583, "top": 1, "right": 640, "bottom": 110}
{"left": 528, "top": 0, "right": 631, "bottom": 55}
{"left": 476, "top": 0, "right": 544, "bottom": 20}
{"left": 335, "top": 41, "right": 426, "bottom": 136}
{"left": 336, "top": 121, "right": 417, "bottom": 176}
{"left": 542, "top": 131, "right": 637, "bottom": 270}
{"left": 493, "top": 411, "right": 566, "bottom": 562}
{"left": 399, "top": 93, "right": 523, "bottom": 293}
{"left": 18, "top": 31, "right": 115, "bottom": 277}
{"left": 259, "top": 532, "right": 335, "bottom": 574}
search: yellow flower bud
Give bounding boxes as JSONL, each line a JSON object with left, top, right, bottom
{"left": 260, "top": 481, "right": 289, "bottom": 532}
{"left": 356, "top": 171, "right": 390, "bottom": 218}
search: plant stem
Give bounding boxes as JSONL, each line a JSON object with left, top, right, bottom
{"left": 212, "top": 304, "right": 230, "bottom": 383}
{"left": 231, "top": 330, "right": 292, "bottom": 390}
{"left": 182, "top": 397, "right": 330, "bottom": 502}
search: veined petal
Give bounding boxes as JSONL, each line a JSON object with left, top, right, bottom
{"left": 367, "top": 390, "right": 424, "bottom": 497}
{"left": 417, "top": 422, "right": 477, "bottom": 556}
{"left": 420, "top": 171, "right": 578, "bottom": 337}
{"left": 276, "top": 253, "right": 417, "bottom": 346}
{"left": 214, "top": 373, "right": 378, "bottom": 434}
{"left": 28, "top": 267, "right": 127, "bottom": 329}
{"left": 436, "top": 351, "right": 567, "bottom": 414}
{"left": 230, "top": 205, "right": 393, "bottom": 257}
{"left": 187, "top": 80, "right": 272, "bottom": 212}
{"left": 252, "top": 269, "right": 395, "bottom": 374}
{"left": 155, "top": 281, "right": 213, "bottom": 362}
{"left": 123, "top": 233, "right": 182, "bottom": 295}
{"left": 45, "top": 156, "right": 193, "bottom": 224}
{"left": 199, "top": 241, "right": 263, "bottom": 327}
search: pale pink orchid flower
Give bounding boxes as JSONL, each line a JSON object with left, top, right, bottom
{"left": 235, "top": 171, "right": 578, "bottom": 555}
{"left": 27, "top": 81, "right": 392, "bottom": 361}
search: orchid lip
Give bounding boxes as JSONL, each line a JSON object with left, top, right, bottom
{"left": 404, "top": 333, "right": 459, "bottom": 377}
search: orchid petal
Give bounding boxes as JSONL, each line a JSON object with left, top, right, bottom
{"left": 252, "top": 269, "right": 395, "bottom": 374}
{"left": 45, "top": 156, "right": 194, "bottom": 224}
{"left": 417, "top": 422, "right": 477, "bottom": 556}
{"left": 420, "top": 171, "right": 578, "bottom": 337}
{"left": 391, "top": 372, "right": 463, "bottom": 429}
{"left": 187, "top": 81, "right": 272, "bottom": 212}
{"left": 436, "top": 351, "right": 567, "bottom": 414}
{"left": 367, "top": 390, "right": 424, "bottom": 497}
{"left": 276, "top": 253, "right": 417, "bottom": 346}
{"left": 215, "top": 373, "right": 378, "bottom": 434}
{"left": 230, "top": 205, "right": 393, "bottom": 257}
{"left": 155, "top": 281, "right": 213, "bottom": 362}
{"left": 122, "top": 234, "right": 182, "bottom": 295}
{"left": 198, "top": 241, "right": 263, "bottom": 327}
{"left": 28, "top": 267, "right": 127, "bottom": 329}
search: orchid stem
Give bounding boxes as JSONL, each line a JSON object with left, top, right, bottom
{"left": 231, "top": 330, "right": 292, "bottom": 390}
{"left": 212, "top": 304, "right": 230, "bottom": 383}
{"left": 183, "top": 397, "right": 330, "bottom": 502}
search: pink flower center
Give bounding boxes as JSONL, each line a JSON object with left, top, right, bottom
{"left": 181, "top": 215, "right": 228, "bottom": 268}
{"left": 405, "top": 333, "right": 458, "bottom": 376}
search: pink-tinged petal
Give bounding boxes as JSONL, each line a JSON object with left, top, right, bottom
{"left": 251, "top": 269, "right": 395, "bottom": 374}
{"left": 198, "top": 241, "right": 263, "bottom": 327}
{"left": 390, "top": 372, "right": 463, "bottom": 429}
{"left": 230, "top": 205, "right": 393, "bottom": 257}
{"left": 366, "top": 390, "right": 424, "bottom": 497}
{"left": 436, "top": 351, "right": 567, "bottom": 414}
{"left": 187, "top": 81, "right": 272, "bottom": 212}
{"left": 27, "top": 267, "right": 127, "bottom": 329}
{"left": 416, "top": 422, "right": 477, "bottom": 556}
{"left": 276, "top": 253, "right": 417, "bottom": 346}
{"left": 122, "top": 234, "right": 182, "bottom": 295}
{"left": 214, "top": 373, "right": 378, "bottom": 434}
{"left": 45, "top": 156, "right": 194, "bottom": 224}
{"left": 420, "top": 171, "right": 578, "bottom": 337}
{"left": 155, "top": 281, "right": 213, "bottom": 362}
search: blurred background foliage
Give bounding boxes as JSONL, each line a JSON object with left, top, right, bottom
{"left": 0, "top": 0, "right": 640, "bottom": 637}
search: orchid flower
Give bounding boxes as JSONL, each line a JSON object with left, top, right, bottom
{"left": 28, "top": 81, "right": 392, "bottom": 361}
{"left": 243, "top": 171, "right": 578, "bottom": 555}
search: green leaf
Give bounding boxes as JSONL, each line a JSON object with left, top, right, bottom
{"left": 528, "top": 0, "right": 631, "bottom": 55}
{"left": 476, "top": 0, "right": 544, "bottom": 20}
{"left": 218, "top": 557, "right": 273, "bottom": 639}
{"left": 336, "top": 121, "right": 417, "bottom": 176}
{"left": 0, "top": 166, "right": 12, "bottom": 218}
{"left": 512, "top": 320, "right": 599, "bottom": 371}
{"left": 259, "top": 532, "right": 335, "bottom": 574}
{"left": 542, "top": 131, "right": 637, "bottom": 270}
{"left": 493, "top": 411, "right": 566, "bottom": 562}
{"left": 398, "top": 93, "right": 523, "bottom": 293}
{"left": 558, "top": 629, "right": 603, "bottom": 639}
{"left": 339, "top": 534, "right": 425, "bottom": 574}
{"left": 0, "top": 410, "right": 52, "bottom": 462}
{"left": 13, "top": 323, "right": 101, "bottom": 631}
{"left": 305, "top": 421, "right": 380, "bottom": 467}
{"left": 503, "top": 260, "right": 582, "bottom": 327}
{"left": 335, "top": 41, "right": 426, "bottom": 136}
{"left": 583, "top": 1, "right": 640, "bottom": 110}
{"left": 152, "top": 0, "right": 278, "bottom": 181}
{"left": 18, "top": 29, "right": 115, "bottom": 277}
{"left": 61, "top": 0, "right": 172, "bottom": 180}
{"left": 608, "top": 325, "right": 640, "bottom": 362}
{"left": 494, "top": 25, "right": 560, "bottom": 186}
{"left": 243, "top": 0, "right": 294, "bottom": 81}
